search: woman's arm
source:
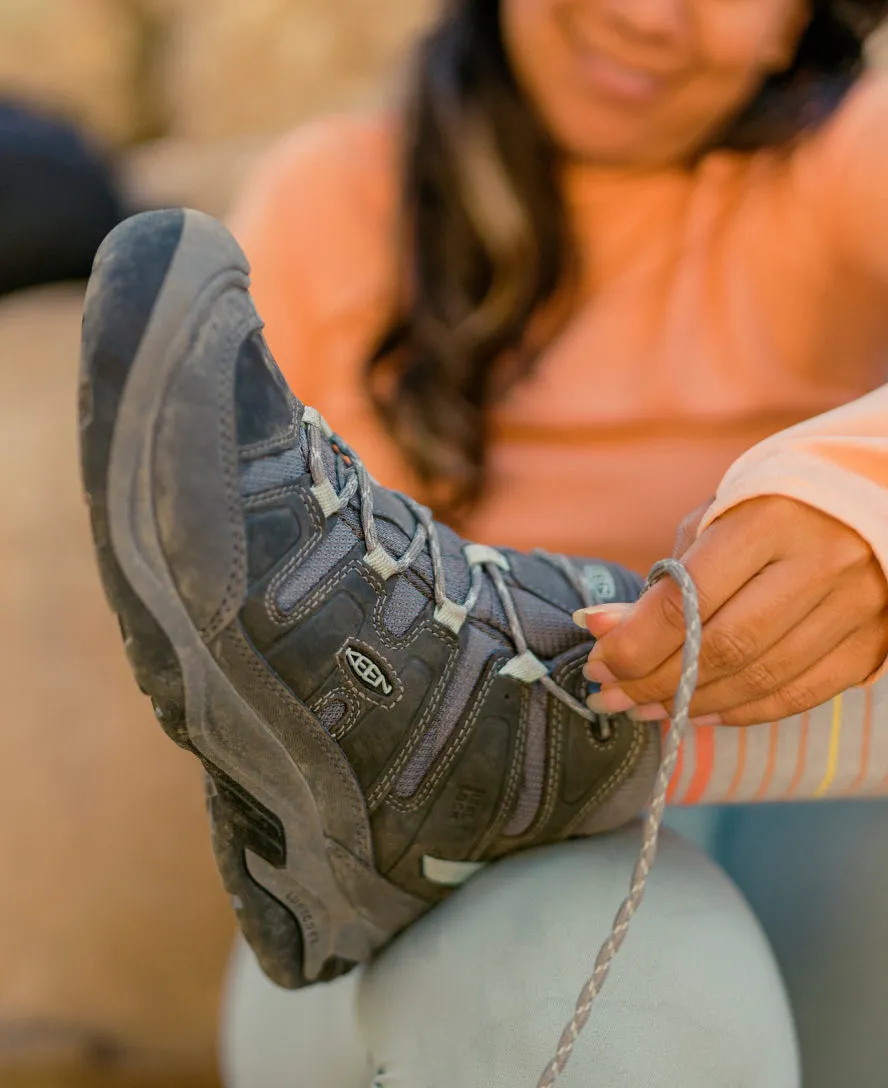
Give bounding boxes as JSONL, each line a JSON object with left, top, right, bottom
{"left": 577, "top": 76, "right": 888, "bottom": 728}
{"left": 579, "top": 380, "right": 888, "bottom": 721}
{"left": 582, "top": 477, "right": 888, "bottom": 727}
{"left": 580, "top": 339, "right": 888, "bottom": 725}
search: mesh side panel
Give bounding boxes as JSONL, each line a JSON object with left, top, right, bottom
{"left": 471, "top": 579, "right": 510, "bottom": 635}
{"left": 239, "top": 446, "right": 307, "bottom": 496}
{"left": 375, "top": 516, "right": 410, "bottom": 558}
{"left": 503, "top": 684, "right": 548, "bottom": 837}
{"left": 394, "top": 624, "right": 504, "bottom": 797}
{"left": 316, "top": 700, "right": 347, "bottom": 731}
{"left": 241, "top": 418, "right": 474, "bottom": 610}
{"left": 383, "top": 576, "right": 429, "bottom": 637}
{"left": 238, "top": 423, "right": 338, "bottom": 498}
{"left": 510, "top": 588, "right": 587, "bottom": 659}
{"left": 436, "top": 523, "right": 472, "bottom": 601}
{"left": 375, "top": 519, "right": 471, "bottom": 604}
{"left": 276, "top": 520, "right": 358, "bottom": 612}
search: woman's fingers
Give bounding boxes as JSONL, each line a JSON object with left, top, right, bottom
{"left": 713, "top": 618, "right": 888, "bottom": 727}
{"left": 579, "top": 500, "right": 785, "bottom": 683}
{"left": 624, "top": 582, "right": 880, "bottom": 722}
{"left": 585, "top": 555, "right": 827, "bottom": 712}
{"left": 576, "top": 497, "right": 888, "bottom": 728}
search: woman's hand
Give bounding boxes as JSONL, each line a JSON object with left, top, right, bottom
{"left": 578, "top": 496, "right": 888, "bottom": 727}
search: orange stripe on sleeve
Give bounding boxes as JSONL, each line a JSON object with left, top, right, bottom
{"left": 680, "top": 725, "right": 716, "bottom": 805}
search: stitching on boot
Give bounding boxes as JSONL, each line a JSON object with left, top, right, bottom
{"left": 201, "top": 339, "right": 248, "bottom": 642}
{"left": 238, "top": 398, "right": 300, "bottom": 461}
{"left": 384, "top": 662, "right": 501, "bottom": 813}
{"left": 474, "top": 682, "right": 531, "bottom": 855}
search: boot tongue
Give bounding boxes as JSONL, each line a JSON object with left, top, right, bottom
{"left": 234, "top": 333, "right": 300, "bottom": 452}
{"left": 467, "top": 573, "right": 592, "bottom": 660}
{"left": 233, "top": 335, "right": 474, "bottom": 606}
{"left": 470, "top": 552, "right": 643, "bottom": 661}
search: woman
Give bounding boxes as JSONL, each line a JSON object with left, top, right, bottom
{"left": 81, "top": 0, "right": 888, "bottom": 1083}
{"left": 231, "top": 0, "right": 888, "bottom": 734}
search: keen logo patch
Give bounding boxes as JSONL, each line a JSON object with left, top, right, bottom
{"left": 345, "top": 646, "right": 394, "bottom": 696}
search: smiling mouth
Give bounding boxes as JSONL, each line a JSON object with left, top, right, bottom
{"left": 564, "top": 27, "right": 670, "bottom": 105}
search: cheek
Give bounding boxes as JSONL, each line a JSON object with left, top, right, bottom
{"left": 500, "top": 0, "right": 553, "bottom": 63}
{"left": 665, "top": 68, "right": 765, "bottom": 144}
{"left": 656, "top": 14, "right": 790, "bottom": 147}
{"left": 696, "top": 6, "right": 789, "bottom": 83}
{"left": 665, "top": 66, "right": 771, "bottom": 150}
{"left": 500, "top": 0, "right": 563, "bottom": 104}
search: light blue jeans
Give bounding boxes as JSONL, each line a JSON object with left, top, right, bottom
{"left": 221, "top": 825, "right": 800, "bottom": 1087}
{"left": 222, "top": 802, "right": 888, "bottom": 1086}
{"left": 707, "top": 799, "right": 888, "bottom": 1088}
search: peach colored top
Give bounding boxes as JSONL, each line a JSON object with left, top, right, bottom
{"left": 228, "top": 74, "right": 888, "bottom": 589}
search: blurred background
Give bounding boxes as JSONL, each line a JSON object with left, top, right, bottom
{"left": 0, "top": 2, "right": 437, "bottom": 1086}
{"left": 1, "top": 4, "right": 887, "bottom": 1088}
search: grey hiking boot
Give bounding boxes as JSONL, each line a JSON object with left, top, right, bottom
{"left": 79, "top": 209, "right": 659, "bottom": 990}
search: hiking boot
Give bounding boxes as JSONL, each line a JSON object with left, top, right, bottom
{"left": 79, "top": 209, "right": 659, "bottom": 990}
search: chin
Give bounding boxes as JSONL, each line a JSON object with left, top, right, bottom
{"left": 563, "top": 132, "right": 657, "bottom": 168}
{"left": 552, "top": 107, "right": 661, "bottom": 167}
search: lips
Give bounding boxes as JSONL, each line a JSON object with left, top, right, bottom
{"left": 577, "top": 46, "right": 663, "bottom": 102}
{"left": 562, "top": 19, "right": 669, "bottom": 105}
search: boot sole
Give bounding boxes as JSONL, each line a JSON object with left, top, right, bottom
{"left": 78, "top": 209, "right": 421, "bottom": 988}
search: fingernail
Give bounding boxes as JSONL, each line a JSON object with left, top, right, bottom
{"left": 586, "top": 688, "right": 636, "bottom": 715}
{"left": 586, "top": 610, "right": 633, "bottom": 640}
{"left": 584, "top": 660, "right": 617, "bottom": 684}
{"left": 690, "top": 714, "right": 723, "bottom": 728}
{"left": 627, "top": 703, "right": 669, "bottom": 723}
{"left": 571, "top": 603, "right": 632, "bottom": 630}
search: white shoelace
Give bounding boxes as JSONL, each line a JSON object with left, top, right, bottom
{"left": 536, "top": 559, "right": 702, "bottom": 1087}
{"left": 303, "top": 408, "right": 703, "bottom": 1085}
{"left": 303, "top": 406, "right": 616, "bottom": 737}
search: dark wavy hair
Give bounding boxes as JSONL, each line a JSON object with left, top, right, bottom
{"left": 367, "top": 0, "right": 888, "bottom": 520}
